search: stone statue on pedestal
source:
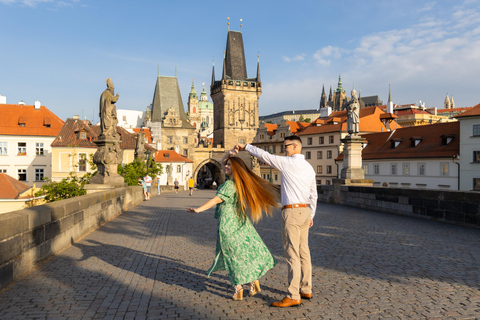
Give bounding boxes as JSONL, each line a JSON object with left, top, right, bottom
{"left": 347, "top": 89, "right": 360, "bottom": 135}
{"left": 89, "top": 78, "right": 125, "bottom": 187}
{"left": 135, "top": 131, "right": 146, "bottom": 161}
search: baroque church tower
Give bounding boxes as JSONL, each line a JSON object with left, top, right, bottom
{"left": 210, "top": 27, "right": 261, "bottom": 148}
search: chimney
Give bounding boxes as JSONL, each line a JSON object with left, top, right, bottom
{"left": 19, "top": 100, "right": 25, "bottom": 105}
{"left": 34, "top": 100, "right": 41, "bottom": 110}
{"left": 0, "top": 94, "right": 6, "bottom": 104}
{"left": 73, "top": 115, "right": 79, "bottom": 119}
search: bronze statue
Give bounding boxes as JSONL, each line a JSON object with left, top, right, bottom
{"left": 99, "top": 78, "right": 119, "bottom": 139}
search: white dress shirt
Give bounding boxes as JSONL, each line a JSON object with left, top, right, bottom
{"left": 245, "top": 144, "right": 318, "bottom": 219}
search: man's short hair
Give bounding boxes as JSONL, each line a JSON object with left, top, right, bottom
{"left": 285, "top": 135, "right": 302, "bottom": 145}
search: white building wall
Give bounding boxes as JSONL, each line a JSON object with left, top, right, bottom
{"left": 338, "top": 158, "right": 458, "bottom": 190}
{"left": 116, "top": 109, "right": 146, "bottom": 129}
{"left": 0, "top": 135, "right": 55, "bottom": 186}
{"left": 458, "top": 117, "right": 480, "bottom": 191}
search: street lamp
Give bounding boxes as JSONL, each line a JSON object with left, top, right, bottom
{"left": 145, "top": 149, "right": 151, "bottom": 175}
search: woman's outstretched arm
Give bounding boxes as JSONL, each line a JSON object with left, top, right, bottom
{"left": 186, "top": 196, "right": 223, "bottom": 213}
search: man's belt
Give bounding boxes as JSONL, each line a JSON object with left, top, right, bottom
{"left": 282, "top": 204, "right": 309, "bottom": 209}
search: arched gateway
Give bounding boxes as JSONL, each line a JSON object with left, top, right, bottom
{"left": 192, "top": 145, "right": 260, "bottom": 189}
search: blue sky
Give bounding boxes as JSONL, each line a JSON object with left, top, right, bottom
{"left": 1, "top": 0, "right": 480, "bottom": 122}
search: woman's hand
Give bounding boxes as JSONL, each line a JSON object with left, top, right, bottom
{"left": 186, "top": 207, "right": 199, "bottom": 213}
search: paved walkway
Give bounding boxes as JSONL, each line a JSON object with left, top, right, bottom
{"left": 1, "top": 190, "right": 480, "bottom": 319}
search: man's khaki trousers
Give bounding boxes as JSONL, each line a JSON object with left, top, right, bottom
{"left": 281, "top": 207, "right": 312, "bottom": 300}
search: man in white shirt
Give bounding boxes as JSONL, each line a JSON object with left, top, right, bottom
{"left": 236, "top": 135, "right": 317, "bottom": 307}
{"left": 144, "top": 173, "right": 152, "bottom": 200}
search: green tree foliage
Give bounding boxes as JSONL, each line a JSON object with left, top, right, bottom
{"left": 304, "top": 118, "right": 311, "bottom": 123}
{"left": 36, "top": 173, "right": 93, "bottom": 203}
{"left": 299, "top": 115, "right": 305, "bottom": 122}
{"left": 118, "top": 158, "right": 163, "bottom": 186}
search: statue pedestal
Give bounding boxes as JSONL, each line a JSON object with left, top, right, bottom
{"left": 84, "top": 183, "right": 125, "bottom": 194}
{"left": 340, "top": 134, "right": 366, "bottom": 180}
{"left": 90, "top": 136, "right": 125, "bottom": 187}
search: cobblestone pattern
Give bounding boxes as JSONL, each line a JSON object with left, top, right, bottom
{"left": 0, "top": 190, "right": 479, "bottom": 319}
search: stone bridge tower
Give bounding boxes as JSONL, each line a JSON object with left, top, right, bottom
{"left": 210, "top": 28, "right": 261, "bottom": 148}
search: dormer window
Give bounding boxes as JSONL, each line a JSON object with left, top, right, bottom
{"left": 441, "top": 134, "right": 456, "bottom": 146}
{"left": 409, "top": 136, "right": 423, "bottom": 147}
{"left": 164, "top": 153, "right": 170, "bottom": 158}
{"left": 18, "top": 116, "right": 26, "bottom": 127}
{"left": 390, "top": 138, "right": 403, "bottom": 148}
{"left": 44, "top": 117, "right": 51, "bottom": 128}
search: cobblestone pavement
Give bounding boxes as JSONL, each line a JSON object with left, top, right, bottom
{"left": 1, "top": 190, "right": 480, "bottom": 319}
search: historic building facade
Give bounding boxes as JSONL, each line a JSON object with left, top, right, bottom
{"left": 187, "top": 81, "right": 214, "bottom": 145}
{"left": 210, "top": 29, "right": 261, "bottom": 148}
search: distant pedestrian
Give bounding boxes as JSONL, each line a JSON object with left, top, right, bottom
{"left": 174, "top": 178, "right": 179, "bottom": 193}
{"left": 138, "top": 177, "right": 147, "bottom": 200}
{"left": 144, "top": 173, "right": 152, "bottom": 200}
{"left": 156, "top": 176, "right": 161, "bottom": 196}
{"left": 188, "top": 178, "right": 195, "bottom": 196}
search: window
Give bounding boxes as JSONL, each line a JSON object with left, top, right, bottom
{"left": 326, "top": 165, "right": 332, "bottom": 174}
{"left": 36, "top": 142, "right": 44, "bottom": 155}
{"left": 183, "top": 149, "right": 188, "bottom": 156}
{"left": 474, "top": 178, "right": 480, "bottom": 191}
{"left": 307, "top": 137, "right": 312, "bottom": 145}
{"left": 325, "top": 180, "right": 331, "bottom": 185}
{"left": 0, "top": 169, "right": 6, "bottom": 173}
{"left": 305, "top": 151, "right": 311, "bottom": 159}
{"left": 18, "top": 169, "right": 27, "bottom": 181}
{"left": 78, "top": 153, "right": 87, "bottom": 172}
{"left": 441, "top": 163, "right": 449, "bottom": 176}
{"left": 319, "top": 137, "right": 324, "bottom": 144}
{"left": 177, "top": 165, "right": 182, "bottom": 173}
{"left": 123, "top": 115, "right": 127, "bottom": 121}
{"left": 167, "top": 136, "right": 173, "bottom": 143}
{"left": 80, "top": 132, "right": 86, "bottom": 139}
{"left": 17, "top": 142, "right": 27, "bottom": 155}
{"left": 317, "top": 151, "right": 323, "bottom": 159}
{"left": 317, "top": 166, "right": 323, "bottom": 174}
{"left": 272, "top": 146, "right": 276, "bottom": 154}
{"left": 329, "top": 136, "right": 334, "bottom": 144}
{"left": 374, "top": 164, "right": 380, "bottom": 175}
{"left": 473, "top": 124, "right": 480, "bottom": 137}
{"left": 473, "top": 151, "right": 480, "bottom": 163}
{"left": 240, "top": 138, "right": 246, "bottom": 144}
{"left": 35, "top": 168, "right": 44, "bottom": 181}
{"left": 0, "top": 142, "right": 7, "bottom": 155}
{"left": 275, "top": 174, "right": 278, "bottom": 181}
{"left": 317, "top": 179, "right": 321, "bottom": 185}
{"left": 363, "top": 164, "right": 369, "bottom": 174}
{"left": 260, "top": 134, "right": 264, "bottom": 140}
{"left": 326, "top": 150, "right": 332, "bottom": 159}
{"left": 403, "top": 163, "right": 410, "bottom": 175}
{"left": 183, "top": 137, "right": 188, "bottom": 144}
{"left": 391, "top": 164, "right": 397, "bottom": 175}
{"left": 418, "top": 163, "right": 426, "bottom": 176}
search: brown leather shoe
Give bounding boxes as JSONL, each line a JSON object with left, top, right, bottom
{"left": 271, "top": 297, "right": 301, "bottom": 307}
{"left": 300, "top": 292, "right": 313, "bottom": 299}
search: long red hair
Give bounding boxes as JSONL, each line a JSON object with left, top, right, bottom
{"left": 228, "top": 156, "right": 279, "bottom": 223}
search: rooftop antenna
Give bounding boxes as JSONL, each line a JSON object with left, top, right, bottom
{"left": 227, "top": 17, "right": 230, "bottom": 30}
{"left": 240, "top": 18, "right": 243, "bottom": 32}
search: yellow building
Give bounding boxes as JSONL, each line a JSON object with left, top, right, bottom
{"left": 0, "top": 173, "right": 45, "bottom": 214}
{"left": 51, "top": 117, "right": 152, "bottom": 181}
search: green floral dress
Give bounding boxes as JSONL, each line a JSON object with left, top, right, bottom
{"left": 207, "top": 180, "right": 277, "bottom": 286}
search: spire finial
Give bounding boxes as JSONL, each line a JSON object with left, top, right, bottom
{"left": 227, "top": 17, "right": 230, "bottom": 30}
{"left": 240, "top": 18, "right": 243, "bottom": 32}
{"left": 257, "top": 51, "right": 260, "bottom": 63}
{"left": 388, "top": 83, "right": 392, "bottom": 102}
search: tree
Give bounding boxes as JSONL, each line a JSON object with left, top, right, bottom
{"left": 36, "top": 172, "right": 93, "bottom": 203}
{"left": 299, "top": 115, "right": 305, "bottom": 122}
{"left": 118, "top": 158, "right": 163, "bottom": 186}
{"left": 304, "top": 118, "right": 311, "bottom": 123}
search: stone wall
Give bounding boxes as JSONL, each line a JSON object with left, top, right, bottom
{"left": 0, "top": 185, "right": 146, "bottom": 291}
{"left": 318, "top": 185, "right": 480, "bottom": 228}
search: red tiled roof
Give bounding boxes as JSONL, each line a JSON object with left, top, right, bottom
{"left": 51, "top": 118, "right": 153, "bottom": 151}
{"left": 454, "top": 103, "right": 480, "bottom": 118}
{"left": 0, "top": 104, "right": 64, "bottom": 136}
{"left": 300, "top": 107, "right": 397, "bottom": 135}
{"left": 132, "top": 128, "right": 153, "bottom": 143}
{"left": 286, "top": 121, "right": 309, "bottom": 134}
{"left": 337, "top": 121, "right": 459, "bottom": 161}
{"left": 437, "top": 106, "right": 473, "bottom": 114}
{"left": 154, "top": 150, "right": 193, "bottom": 163}
{"left": 0, "top": 173, "right": 31, "bottom": 199}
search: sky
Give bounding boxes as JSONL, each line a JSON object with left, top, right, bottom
{"left": 1, "top": 0, "right": 480, "bottom": 123}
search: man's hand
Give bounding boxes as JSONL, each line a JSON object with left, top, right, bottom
{"left": 186, "top": 207, "right": 198, "bottom": 213}
{"left": 235, "top": 144, "right": 246, "bottom": 151}
{"left": 309, "top": 219, "right": 313, "bottom": 228}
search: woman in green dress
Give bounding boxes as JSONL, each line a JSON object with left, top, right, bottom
{"left": 186, "top": 149, "right": 279, "bottom": 300}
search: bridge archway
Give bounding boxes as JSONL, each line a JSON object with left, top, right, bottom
{"left": 194, "top": 158, "right": 224, "bottom": 189}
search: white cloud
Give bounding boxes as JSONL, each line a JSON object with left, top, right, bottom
{"left": 418, "top": 2, "right": 435, "bottom": 12}
{"left": 282, "top": 56, "right": 291, "bottom": 62}
{"left": 282, "top": 54, "right": 306, "bottom": 63}
{"left": 313, "top": 46, "right": 342, "bottom": 66}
